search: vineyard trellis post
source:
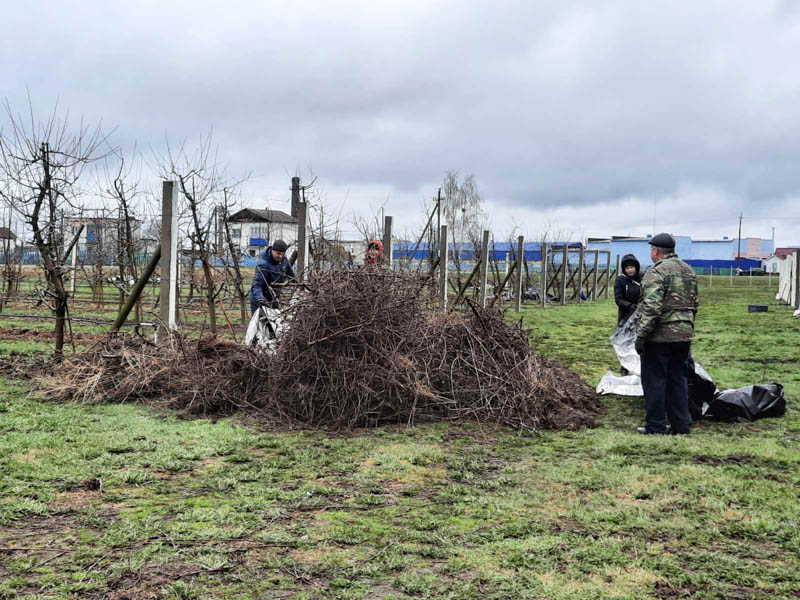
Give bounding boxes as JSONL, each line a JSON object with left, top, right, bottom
{"left": 561, "top": 245, "right": 568, "bottom": 306}
{"left": 577, "top": 245, "right": 585, "bottom": 302}
{"left": 592, "top": 249, "right": 599, "bottom": 301}
{"left": 541, "top": 242, "right": 548, "bottom": 308}
{"left": 439, "top": 224, "right": 448, "bottom": 310}
{"left": 159, "top": 181, "right": 179, "bottom": 333}
{"left": 515, "top": 235, "right": 524, "bottom": 312}
{"left": 604, "top": 250, "right": 611, "bottom": 299}
{"left": 382, "top": 215, "right": 393, "bottom": 269}
{"left": 296, "top": 199, "right": 308, "bottom": 281}
{"left": 478, "top": 229, "right": 490, "bottom": 307}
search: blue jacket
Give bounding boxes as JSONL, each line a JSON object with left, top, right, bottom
{"left": 249, "top": 247, "right": 295, "bottom": 313}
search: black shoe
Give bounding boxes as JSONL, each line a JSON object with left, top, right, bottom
{"left": 636, "top": 426, "right": 669, "bottom": 435}
{"left": 621, "top": 367, "right": 630, "bottom": 376}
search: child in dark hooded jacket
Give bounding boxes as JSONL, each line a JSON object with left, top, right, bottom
{"left": 614, "top": 253, "right": 642, "bottom": 325}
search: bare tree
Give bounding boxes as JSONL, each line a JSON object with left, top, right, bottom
{"left": 0, "top": 99, "right": 105, "bottom": 358}
{"left": 157, "top": 132, "right": 246, "bottom": 335}
{"left": 441, "top": 171, "right": 486, "bottom": 289}
{"left": 101, "top": 149, "right": 147, "bottom": 319}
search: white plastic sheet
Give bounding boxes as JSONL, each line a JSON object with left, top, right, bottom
{"left": 245, "top": 306, "right": 288, "bottom": 352}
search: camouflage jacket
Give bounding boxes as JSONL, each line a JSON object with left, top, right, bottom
{"left": 636, "top": 252, "right": 698, "bottom": 343}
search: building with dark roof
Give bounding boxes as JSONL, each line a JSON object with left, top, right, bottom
{"left": 227, "top": 208, "right": 298, "bottom": 258}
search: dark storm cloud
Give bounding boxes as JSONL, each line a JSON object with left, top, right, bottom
{"left": 3, "top": 0, "right": 800, "bottom": 217}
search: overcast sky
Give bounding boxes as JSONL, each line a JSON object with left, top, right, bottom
{"left": 3, "top": 1, "right": 800, "bottom": 246}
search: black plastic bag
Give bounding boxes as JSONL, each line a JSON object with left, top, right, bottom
{"left": 687, "top": 356, "right": 717, "bottom": 420}
{"left": 703, "top": 384, "right": 786, "bottom": 422}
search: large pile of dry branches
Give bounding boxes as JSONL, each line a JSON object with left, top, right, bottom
{"left": 39, "top": 269, "right": 601, "bottom": 431}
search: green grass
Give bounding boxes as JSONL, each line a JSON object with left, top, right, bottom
{"left": 0, "top": 283, "right": 798, "bottom": 599}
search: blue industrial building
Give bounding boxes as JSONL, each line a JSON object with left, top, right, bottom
{"left": 586, "top": 236, "right": 771, "bottom": 271}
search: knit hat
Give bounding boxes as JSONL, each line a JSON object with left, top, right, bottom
{"left": 272, "top": 239, "right": 288, "bottom": 253}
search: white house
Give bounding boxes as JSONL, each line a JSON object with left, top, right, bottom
{"left": 762, "top": 254, "right": 784, "bottom": 274}
{"left": 226, "top": 208, "right": 298, "bottom": 258}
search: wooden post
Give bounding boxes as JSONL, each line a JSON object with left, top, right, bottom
{"left": 541, "top": 242, "right": 548, "bottom": 308}
{"left": 592, "top": 250, "right": 599, "bottom": 301}
{"left": 615, "top": 254, "right": 621, "bottom": 280}
{"left": 439, "top": 224, "right": 448, "bottom": 310}
{"left": 296, "top": 200, "right": 308, "bottom": 280}
{"left": 604, "top": 251, "right": 611, "bottom": 299}
{"left": 577, "top": 246, "right": 585, "bottom": 302}
{"left": 478, "top": 230, "right": 490, "bottom": 308}
{"left": 383, "top": 215, "right": 393, "bottom": 270}
{"left": 515, "top": 235, "right": 524, "bottom": 312}
{"left": 561, "top": 245, "right": 568, "bottom": 305}
{"left": 159, "top": 181, "right": 179, "bottom": 332}
{"left": 710, "top": 265, "right": 713, "bottom": 288}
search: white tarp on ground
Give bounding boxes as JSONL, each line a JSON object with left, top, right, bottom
{"left": 597, "top": 312, "right": 715, "bottom": 397}
{"left": 777, "top": 251, "right": 797, "bottom": 306}
{"left": 245, "top": 306, "right": 288, "bottom": 352}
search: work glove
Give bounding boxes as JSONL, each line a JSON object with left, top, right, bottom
{"left": 634, "top": 338, "right": 645, "bottom": 355}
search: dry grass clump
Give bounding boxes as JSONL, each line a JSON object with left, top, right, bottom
{"left": 39, "top": 269, "right": 601, "bottom": 432}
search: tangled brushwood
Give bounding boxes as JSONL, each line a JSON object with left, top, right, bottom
{"left": 39, "top": 269, "right": 601, "bottom": 431}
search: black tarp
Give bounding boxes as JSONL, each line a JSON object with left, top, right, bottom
{"left": 703, "top": 384, "right": 786, "bottom": 422}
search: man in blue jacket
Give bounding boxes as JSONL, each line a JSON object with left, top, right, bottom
{"left": 249, "top": 239, "right": 295, "bottom": 314}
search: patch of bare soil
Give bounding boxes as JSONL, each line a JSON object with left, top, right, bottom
{"left": 692, "top": 454, "right": 756, "bottom": 467}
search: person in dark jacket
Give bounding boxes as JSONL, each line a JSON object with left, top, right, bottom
{"left": 614, "top": 253, "right": 642, "bottom": 325}
{"left": 249, "top": 239, "right": 295, "bottom": 314}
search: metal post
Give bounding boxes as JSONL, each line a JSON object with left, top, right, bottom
{"left": 592, "top": 250, "right": 599, "bottom": 301}
{"left": 439, "top": 224, "right": 448, "bottom": 310}
{"left": 435, "top": 188, "right": 441, "bottom": 262}
{"left": 478, "top": 230, "right": 490, "bottom": 308}
{"left": 383, "top": 215, "right": 393, "bottom": 270}
{"left": 577, "top": 246, "right": 585, "bottom": 302}
{"left": 541, "top": 242, "right": 548, "bottom": 308}
{"left": 515, "top": 235, "right": 524, "bottom": 312}
{"left": 561, "top": 245, "right": 568, "bottom": 305}
{"left": 296, "top": 200, "right": 308, "bottom": 280}
{"left": 159, "top": 181, "right": 178, "bottom": 332}
{"left": 604, "top": 251, "right": 611, "bottom": 299}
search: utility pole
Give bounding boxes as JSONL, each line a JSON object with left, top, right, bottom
{"left": 737, "top": 213, "right": 743, "bottom": 262}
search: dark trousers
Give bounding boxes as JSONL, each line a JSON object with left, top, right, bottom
{"left": 640, "top": 341, "right": 692, "bottom": 434}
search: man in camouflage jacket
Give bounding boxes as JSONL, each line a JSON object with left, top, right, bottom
{"left": 635, "top": 233, "right": 698, "bottom": 434}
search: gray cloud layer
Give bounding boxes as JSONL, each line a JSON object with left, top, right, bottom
{"left": 3, "top": 1, "right": 800, "bottom": 241}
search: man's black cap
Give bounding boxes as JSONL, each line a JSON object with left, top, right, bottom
{"left": 272, "top": 239, "right": 288, "bottom": 253}
{"left": 649, "top": 233, "right": 675, "bottom": 249}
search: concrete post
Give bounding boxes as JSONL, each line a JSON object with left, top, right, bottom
{"left": 478, "top": 230, "right": 490, "bottom": 308}
{"left": 290, "top": 176, "right": 300, "bottom": 219}
{"left": 592, "top": 250, "right": 599, "bottom": 301}
{"left": 515, "top": 235, "right": 524, "bottom": 312}
{"left": 794, "top": 252, "right": 800, "bottom": 308}
{"left": 541, "top": 242, "right": 548, "bottom": 308}
{"left": 561, "top": 245, "right": 568, "bottom": 306}
{"left": 70, "top": 242, "right": 78, "bottom": 295}
{"left": 383, "top": 215, "right": 393, "bottom": 270}
{"left": 439, "top": 224, "right": 448, "bottom": 311}
{"left": 159, "top": 181, "right": 179, "bottom": 332}
{"left": 296, "top": 200, "right": 308, "bottom": 280}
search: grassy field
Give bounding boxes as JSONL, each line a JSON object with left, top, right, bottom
{"left": 1, "top": 279, "right": 798, "bottom": 599}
